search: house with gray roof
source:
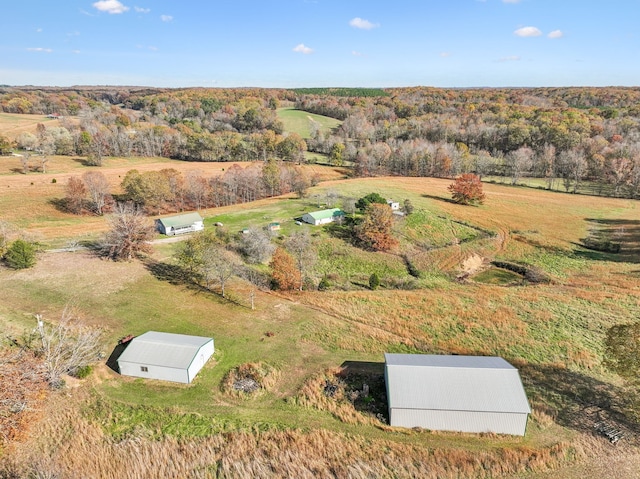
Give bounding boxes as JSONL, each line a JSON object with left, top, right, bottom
{"left": 117, "top": 331, "right": 214, "bottom": 384}
{"left": 384, "top": 353, "right": 531, "bottom": 436}
{"left": 156, "top": 212, "right": 204, "bottom": 236}
{"left": 301, "top": 208, "right": 345, "bottom": 226}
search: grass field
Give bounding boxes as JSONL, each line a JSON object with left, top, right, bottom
{"left": 277, "top": 107, "right": 342, "bottom": 139}
{"left": 2, "top": 161, "right": 640, "bottom": 476}
{"left": 0, "top": 112, "right": 79, "bottom": 139}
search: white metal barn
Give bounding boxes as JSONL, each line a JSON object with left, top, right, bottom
{"left": 384, "top": 354, "right": 531, "bottom": 436}
{"left": 117, "top": 331, "right": 214, "bottom": 384}
{"left": 156, "top": 212, "right": 204, "bottom": 236}
{"left": 301, "top": 208, "right": 345, "bottom": 226}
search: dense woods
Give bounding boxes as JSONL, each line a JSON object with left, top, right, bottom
{"left": 3, "top": 85, "right": 640, "bottom": 197}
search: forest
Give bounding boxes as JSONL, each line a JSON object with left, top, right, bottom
{"left": 2, "top": 85, "right": 640, "bottom": 198}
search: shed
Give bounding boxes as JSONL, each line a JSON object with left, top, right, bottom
{"left": 156, "top": 212, "right": 204, "bottom": 236}
{"left": 385, "top": 353, "right": 530, "bottom": 436}
{"left": 387, "top": 200, "right": 400, "bottom": 210}
{"left": 267, "top": 222, "right": 281, "bottom": 231}
{"left": 117, "top": 331, "right": 214, "bottom": 384}
{"left": 301, "top": 208, "right": 345, "bottom": 226}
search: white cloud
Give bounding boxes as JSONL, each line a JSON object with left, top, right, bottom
{"left": 27, "top": 47, "right": 53, "bottom": 53}
{"left": 293, "top": 43, "right": 313, "bottom": 54}
{"left": 93, "top": 0, "right": 129, "bottom": 14}
{"left": 352, "top": 50, "right": 364, "bottom": 56}
{"left": 514, "top": 26, "right": 542, "bottom": 37}
{"left": 134, "top": 6, "right": 150, "bottom": 13}
{"left": 497, "top": 55, "right": 521, "bottom": 62}
{"left": 349, "top": 17, "right": 379, "bottom": 30}
{"left": 503, "top": 0, "right": 521, "bottom": 3}
{"left": 72, "top": 50, "right": 81, "bottom": 54}
{"left": 548, "top": 29, "right": 564, "bottom": 39}
{"left": 36, "top": 28, "right": 43, "bottom": 32}
{"left": 148, "top": 46, "right": 158, "bottom": 51}
{"left": 160, "top": 14, "right": 173, "bottom": 22}
{"left": 440, "top": 52, "right": 451, "bottom": 58}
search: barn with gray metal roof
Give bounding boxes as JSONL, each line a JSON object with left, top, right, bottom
{"left": 384, "top": 353, "right": 530, "bottom": 435}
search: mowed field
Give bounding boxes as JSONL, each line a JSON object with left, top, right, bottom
{"left": 2, "top": 151, "right": 640, "bottom": 477}
{"left": 0, "top": 112, "right": 78, "bottom": 139}
{"left": 277, "top": 107, "right": 342, "bottom": 139}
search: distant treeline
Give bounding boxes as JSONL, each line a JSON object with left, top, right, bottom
{"left": 292, "top": 88, "right": 389, "bottom": 97}
{"left": 3, "top": 85, "right": 640, "bottom": 197}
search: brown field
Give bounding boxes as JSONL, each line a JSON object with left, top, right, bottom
{"left": 0, "top": 112, "right": 79, "bottom": 139}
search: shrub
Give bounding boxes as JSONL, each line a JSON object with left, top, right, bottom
{"left": 318, "top": 276, "right": 331, "bottom": 291}
{"left": 73, "top": 365, "right": 93, "bottom": 379}
{"left": 3, "top": 239, "right": 37, "bottom": 269}
{"left": 369, "top": 273, "right": 380, "bottom": 290}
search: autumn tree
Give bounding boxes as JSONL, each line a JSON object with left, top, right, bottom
{"left": 82, "top": 171, "right": 111, "bottom": 215}
{"left": 448, "top": 173, "right": 486, "bottom": 205}
{"left": 285, "top": 231, "right": 317, "bottom": 290}
{"left": 269, "top": 247, "right": 301, "bottom": 291}
{"left": 65, "top": 176, "right": 87, "bottom": 214}
{"left": 101, "top": 203, "right": 155, "bottom": 261}
{"left": 355, "top": 203, "right": 398, "bottom": 252}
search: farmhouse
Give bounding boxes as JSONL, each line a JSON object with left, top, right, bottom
{"left": 301, "top": 208, "right": 345, "bottom": 226}
{"left": 384, "top": 353, "right": 531, "bottom": 436}
{"left": 156, "top": 212, "right": 204, "bottom": 236}
{"left": 117, "top": 331, "right": 214, "bottom": 384}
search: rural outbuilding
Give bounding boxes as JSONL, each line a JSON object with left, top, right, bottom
{"left": 156, "top": 212, "right": 204, "bottom": 236}
{"left": 384, "top": 353, "right": 530, "bottom": 436}
{"left": 301, "top": 208, "right": 345, "bottom": 226}
{"left": 117, "top": 331, "right": 214, "bottom": 384}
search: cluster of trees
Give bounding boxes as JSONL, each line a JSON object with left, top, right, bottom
{"left": 65, "top": 161, "right": 311, "bottom": 217}
{"left": 300, "top": 88, "right": 640, "bottom": 197}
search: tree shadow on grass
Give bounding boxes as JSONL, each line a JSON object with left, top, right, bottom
{"left": 143, "top": 258, "right": 197, "bottom": 288}
{"left": 572, "top": 218, "right": 640, "bottom": 263}
{"left": 421, "top": 194, "right": 460, "bottom": 205}
{"left": 519, "top": 363, "right": 640, "bottom": 443}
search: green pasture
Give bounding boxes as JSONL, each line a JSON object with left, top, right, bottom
{"left": 277, "top": 107, "right": 342, "bottom": 139}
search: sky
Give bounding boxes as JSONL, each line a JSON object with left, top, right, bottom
{"left": 1, "top": 0, "right": 639, "bottom": 88}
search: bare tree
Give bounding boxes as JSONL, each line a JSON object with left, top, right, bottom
{"left": 201, "top": 245, "right": 239, "bottom": 298}
{"left": 101, "top": 203, "right": 155, "bottom": 260}
{"left": 505, "top": 147, "right": 534, "bottom": 185}
{"left": 32, "top": 307, "right": 102, "bottom": 388}
{"left": 82, "top": 171, "right": 111, "bottom": 215}
{"left": 237, "top": 226, "right": 275, "bottom": 264}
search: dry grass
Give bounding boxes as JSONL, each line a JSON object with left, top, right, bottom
{"left": 1, "top": 389, "right": 579, "bottom": 479}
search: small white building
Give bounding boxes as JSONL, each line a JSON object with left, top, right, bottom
{"left": 387, "top": 200, "right": 400, "bottom": 210}
{"left": 156, "top": 212, "right": 204, "bottom": 236}
{"left": 301, "top": 208, "right": 345, "bottom": 226}
{"left": 117, "top": 331, "right": 214, "bottom": 384}
{"left": 385, "top": 353, "right": 531, "bottom": 436}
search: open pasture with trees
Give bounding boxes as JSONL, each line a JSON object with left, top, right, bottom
{"left": 1, "top": 85, "right": 640, "bottom": 477}
{"left": 2, "top": 171, "right": 640, "bottom": 477}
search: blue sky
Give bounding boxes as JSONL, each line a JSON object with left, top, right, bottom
{"left": 2, "top": 0, "right": 639, "bottom": 88}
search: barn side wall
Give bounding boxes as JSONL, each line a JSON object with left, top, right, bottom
{"left": 390, "top": 409, "right": 528, "bottom": 436}
{"left": 118, "top": 361, "right": 189, "bottom": 383}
